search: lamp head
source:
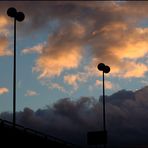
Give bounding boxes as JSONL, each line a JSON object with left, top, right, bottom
{"left": 7, "top": 7, "right": 17, "bottom": 18}
{"left": 97, "top": 63, "right": 111, "bottom": 73}
{"left": 97, "top": 63, "right": 105, "bottom": 71}
{"left": 104, "top": 66, "right": 110, "bottom": 73}
{"left": 16, "top": 12, "right": 25, "bottom": 22}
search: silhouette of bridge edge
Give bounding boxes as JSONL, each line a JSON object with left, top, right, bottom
{"left": 0, "top": 118, "right": 82, "bottom": 148}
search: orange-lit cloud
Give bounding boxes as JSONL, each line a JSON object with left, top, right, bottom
{"left": 89, "top": 24, "right": 148, "bottom": 78}
{"left": 122, "top": 62, "right": 148, "bottom": 78}
{"left": 0, "top": 16, "right": 8, "bottom": 27}
{"left": 27, "top": 21, "right": 84, "bottom": 79}
{"left": 64, "top": 74, "right": 79, "bottom": 89}
{"left": 33, "top": 46, "right": 82, "bottom": 79}
{"left": 64, "top": 73, "right": 87, "bottom": 89}
{"left": 0, "top": 16, "right": 10, "bottom": 36}
{"left": 20, "top": 1, "right": 148, "bottom": 82}
{"left": 0, "top": 36, "right": 12, "bottom": 56}
{"left": 0, "top": 87, "right": 9, "bottom": 95}
{"left": 95, "top": 80, "right": 102, "bottom": 86}
{"left": 105, "top": 81, "right": 113, "bottom": 90}
{"left": 0, "top": 15, "right": 12, "bottom": 56}
{"left": 95, "top": 80, "right": 113, "bottom": 90}
{"left": 90, "top": 59, "right": 148, "bottom": 79}
{"left": 112, "top": 28, "right": 148, "bottom": 60}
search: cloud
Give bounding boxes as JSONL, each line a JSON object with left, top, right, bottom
{"left": 141, "top": 80, "right": 148, "bottom": 86}
{"left": 64, "top": 74, "right": 79, "bottom": 90}
{"left": 113, "top": 28, "right": 148, "bottom": 59}
{"left": 0, "top": 35, "right": 13, "bottom": 56}
{"left": 26, "top": 21, "right": 85, "bottom": 79}
{"left": 89, "top": 24, "right": 148, "bottom": 77}
{"left": 22, "top": 42, "right": 45, "bottom": 54}
{"left": 122, "top": 62, "right": 148, "bottom": 78}
{"left": 0, "top": 16, "right": 8, "bottom": 28}
{"left": 33, "top": 46, "right": 82, "bottom": 79}
{"left": 0, "top": 15, "right": 12, "bottom": 57}
{"left": 95, "top": 80, "right": 102, "bottom": 86}
{"left": 49, "top": 83, "right": 66, "bottom": 93}
{"left": 1, "top": 86, "right": 148, "bottom": 146}
{"left": 0, "top": 16, "right": 10, "bottom": 36}
{"left": 25, "top": 90, "right": 39, "bottom": 97}
{"left": 96, "top": 80, "right": 113, "bottom": 90}
{"left": 17, "top": 1, "right": 148, "bottom": 81}
{"left": 1, "top": 1, "right": 147, "bottom": 97}
{"left": 64, "top": 73, "right": 87, "bottom": 90}
{"left": 0, "top": 87, "right": 9, "bottom": 95}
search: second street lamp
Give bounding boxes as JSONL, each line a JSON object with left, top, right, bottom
{"left": 97, "top": 63, "right": 110, "bottom": 147}
{"left": 97, "top": 63, "right": 110, "bottom": 132}
{"left": 87, "top": 63, "right": 110, "bottom": 146}
{"left": 7, "top": 7, "right": 25, "bottom": 128}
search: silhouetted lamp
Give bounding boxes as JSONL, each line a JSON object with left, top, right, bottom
{"left": 97, "top": 63, "right": 105, "bottom": 71}
{"left": 98, "top": 63, "right": 110, "bottom": 146}
{"left": 7, "top": 7, "right": 25, "bottom": 128}
{"left": 87, "top": 63, "right": 110, "bottom": 146}
{"left": 7, "top": 7, "right": 17, "bottom": 17}
{"left": 7, "top": 7, "right": 25, "bottom": 21}
{"left": 97, "top": 63, "right": 110, "bottom": 73}
{"left": 16, "top": 12, "right": 25, "bottom": 22}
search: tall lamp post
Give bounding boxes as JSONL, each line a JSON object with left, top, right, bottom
{"left": 7, "top": 7, "right": 25, "bottom": 127}
{"left": 87, "top": 63, "right": 110, "bottom": 147}
{"left": 97, "top": 63, "right": 110, "bottom": 147}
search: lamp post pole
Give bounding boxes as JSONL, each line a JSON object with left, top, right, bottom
{"left": 13, "top": 17, "right": 16, "bottom": 127}
{"left": 7, "top": 7, "right": 25, "bottom": 128}
{"left": 102, "top": 71, "right": 106, "bottom": 132}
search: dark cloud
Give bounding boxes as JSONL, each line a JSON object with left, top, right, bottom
{"left": 10, "top": 1, "right": 148, "bottom": 34}
{"left": 1, "top": 86, "right": 148, "bottom": 147}
{"left": 102, "top": 90, "right": 135, "bottom": 106}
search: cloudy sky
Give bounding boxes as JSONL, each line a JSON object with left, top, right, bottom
{"left": 0, "top": 1, "right": 148, "bottom": 112}
{"left": 0, "top": 1, "right": 148, "bottom": 146}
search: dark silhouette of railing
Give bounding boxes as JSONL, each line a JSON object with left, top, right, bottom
{"left": 0, "top": 118, "right": 81, "bottom": 148}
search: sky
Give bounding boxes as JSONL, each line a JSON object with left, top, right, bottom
{"left": 0, "top": 1, "right": 148, "bottom": 146}
{"left": 0, "top": 1, "right": 148, "bottom": 112}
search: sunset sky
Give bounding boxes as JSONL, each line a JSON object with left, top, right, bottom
{"left": 1, "top": 1, "right": 148, "bottom": 146}
{"left": 0, "top": 1, "right": 148, "bottom": 113}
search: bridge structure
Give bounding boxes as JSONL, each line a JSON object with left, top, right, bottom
{"left": 0, "top": 119, "right": 81, "bottom": 148}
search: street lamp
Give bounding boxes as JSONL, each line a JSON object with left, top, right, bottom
{"left": 97, "top": 63, "right": 110, "bottom": 147}
{"left": 87, "top": 63, "right": 110, "bottom": 146}
{"left": 7, "top": 7, "right": 25, "bottom": 127}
